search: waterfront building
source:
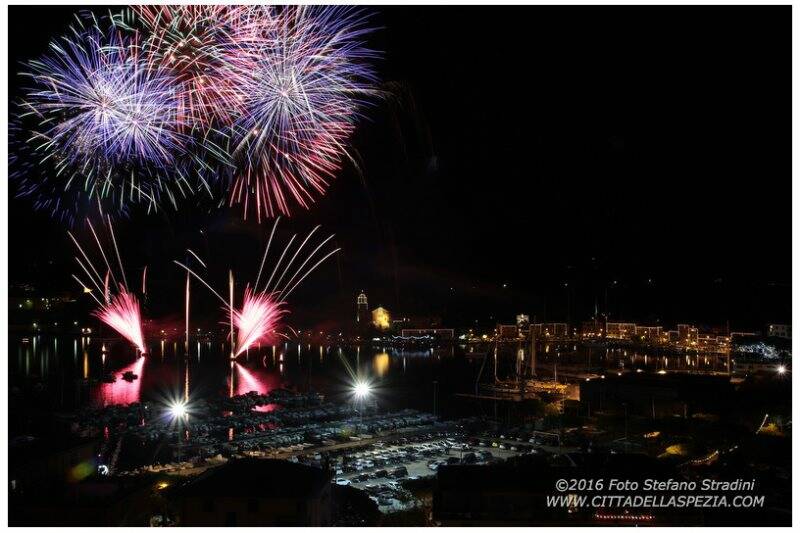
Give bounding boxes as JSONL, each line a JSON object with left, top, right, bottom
{"left": 372, "top": 306, "right": 391, "bottom": 331}
{"left": 496, "top": 324, "right": 519, "bottom": 339}
{"left": 581, "top": 318, "right": 604, "bottom": 338}
{"left": 767, "top": 324, "right": 792, "bottom": 339}
{"left": 606, "top": 322, "right": 637, "bottom": 340}
{"left": 677, "top": 324, "right": 699, "bottom": 345}
{"left": 389, "top": 315, "right": 444, "bottom": 331}
{"left": 697, "top": 333, "right": 729, "bottom": 353}
{"left": 635, "top": 325, "right": 662, "bottom": 341}
{"left": 516, "top": 314, "right": 530, "bottom": 333}
{"left": 531, "top": 323, "right": 569, "bottom": 338}
{"left": 356, "top": 291, "right": 369, "bottom": 324}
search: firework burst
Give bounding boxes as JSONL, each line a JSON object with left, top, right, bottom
{"left": 114, "top": 5, "right": 252, "bottom": 127}
{"left": 13, "top": 15, "right": 199, "bottom": 221}
{"left": 13, "top": 7, "right": 379, "bottom": 223}
{"left": 226, "top": 6, "right": 379, "bottom": 220}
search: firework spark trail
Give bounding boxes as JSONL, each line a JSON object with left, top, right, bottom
{"left": 87, "top": 219, "right": 120, "bottom": 291}
{"left": 187, "top": 248, "right": 207, "bottom": 268}
{"left": 174, "top": 219, "right": 339, "bottom": 357}
{"left": 70, "top": 218, "right": 147, "bottom": 353}
{"left": 253, "top": 215, "right": 281, "bottom": 292}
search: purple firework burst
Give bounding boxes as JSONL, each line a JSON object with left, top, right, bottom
{"left": 224, "top": 6, "right": 380, "bottom": 220}
{"left": 22, "top": 22, "right": 184, "bottom": 169}
{"left": 12, "top": 16, "right": 199, "bottom": 222}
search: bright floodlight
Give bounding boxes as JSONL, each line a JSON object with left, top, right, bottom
{"left": 170, "top": 400, "right": 188, "bottom": 419}
{"left": 354, "top": 381, "right": 371, "bottom": 399}
{"left": 778, "top": 365, "right": 787, "bottom": 374}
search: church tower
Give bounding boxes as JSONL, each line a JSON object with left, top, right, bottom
{"left": 356, "top": 291, "right": 369, "bottom": 324}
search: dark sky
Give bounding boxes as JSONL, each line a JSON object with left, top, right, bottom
{"left": 8, "top": 5, "right": 791, "bottom": 331}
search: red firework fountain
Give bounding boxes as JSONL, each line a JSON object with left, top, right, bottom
{"left": 232, "top": 288, "right": 286, "bottom": 356}
{"left": 175, "top": 217, "right": 339, "bottom": 359}
{"left": 70, "top": 217, "right": 147, "bottom": 354}
{"left": 93, "top": 290, "right": 146, "bottom": 354}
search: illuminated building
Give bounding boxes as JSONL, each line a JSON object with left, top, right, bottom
{"left": 635, "top": 325, "right": 662, "bottom": 341}
{"left": 372, "top": 306, "right": 391, "bottom": 330}
{"left": 767, "top": 324, "right": 792, "bottom": 339}
{"left": 581, "top": 318, "right": 604, "bottom": 338}
{"left": 392, "top": 317, "right": 410, "bottom": 331}
{"left": 697, "top": 333, "right": 729, "bottom": 353}
{"left": 496, "top": 324, "right": 519, "bottom": 339}
{"left": 400, "top": 315, "right": 443, "bottom": 329}
{"left": 355, "top": 291, "right": 369, "bottom": 324}
{"left": 606, "top": 322, "right": 637, "bottom": 340}
{"left": 531, "top": 322, "right": 568, "bottom": 338}
{"left": 677, "top": 324, "right": 699, "bottom": 345}
{"left": 515, "top": 314, "right": 530, "bottom": 333}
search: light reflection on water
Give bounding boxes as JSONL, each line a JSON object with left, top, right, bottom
{"left": 10, "top": 336, "right": 730, "bottom": 414}
{"left": 93, "top": 356, "right": 145, "bottom": 407}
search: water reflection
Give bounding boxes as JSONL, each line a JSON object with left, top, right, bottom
{"left": 232, "top": 362, "right": 280, "bottom": 412}
{"left": 93, "top": 356, "right": 145, "bottom": 407}
{"left": 10, "top": 336, "right": 732, "bottom": 415}
{"left": 373, "top": 352, "right": 389, "bottom": 377}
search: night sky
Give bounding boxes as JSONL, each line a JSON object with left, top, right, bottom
{"left": 8, "top": 5, "right": 791, "bottom": 331}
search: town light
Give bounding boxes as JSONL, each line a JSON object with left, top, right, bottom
{"left": 777, "top": 365, "right": 786, "bottom": 375}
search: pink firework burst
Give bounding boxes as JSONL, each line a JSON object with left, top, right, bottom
{"left": 94, "top": 290, "right": 146, "bottom": 354}
{"left": 116, "top": 5, "right": 254, "bottom": 127}
{"left": 231, "top": 288, "right": 286, "bottom": 356}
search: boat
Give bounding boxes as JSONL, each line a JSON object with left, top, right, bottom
{"left": 122, "top": 371, "right": 139, "bottom": 382}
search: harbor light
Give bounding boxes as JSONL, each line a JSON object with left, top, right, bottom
{"left": 169, "top": 400, "right": 188, "bottom": 420}
{"left": 353, "top": 381, "right": 371, "bottom": 399}
{"left": 777, "top": 365, "right": 786, "bottom": 375}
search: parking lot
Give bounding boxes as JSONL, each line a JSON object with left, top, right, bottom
{"left": 295, "top": 430, "right": 534, "bottom": 513}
